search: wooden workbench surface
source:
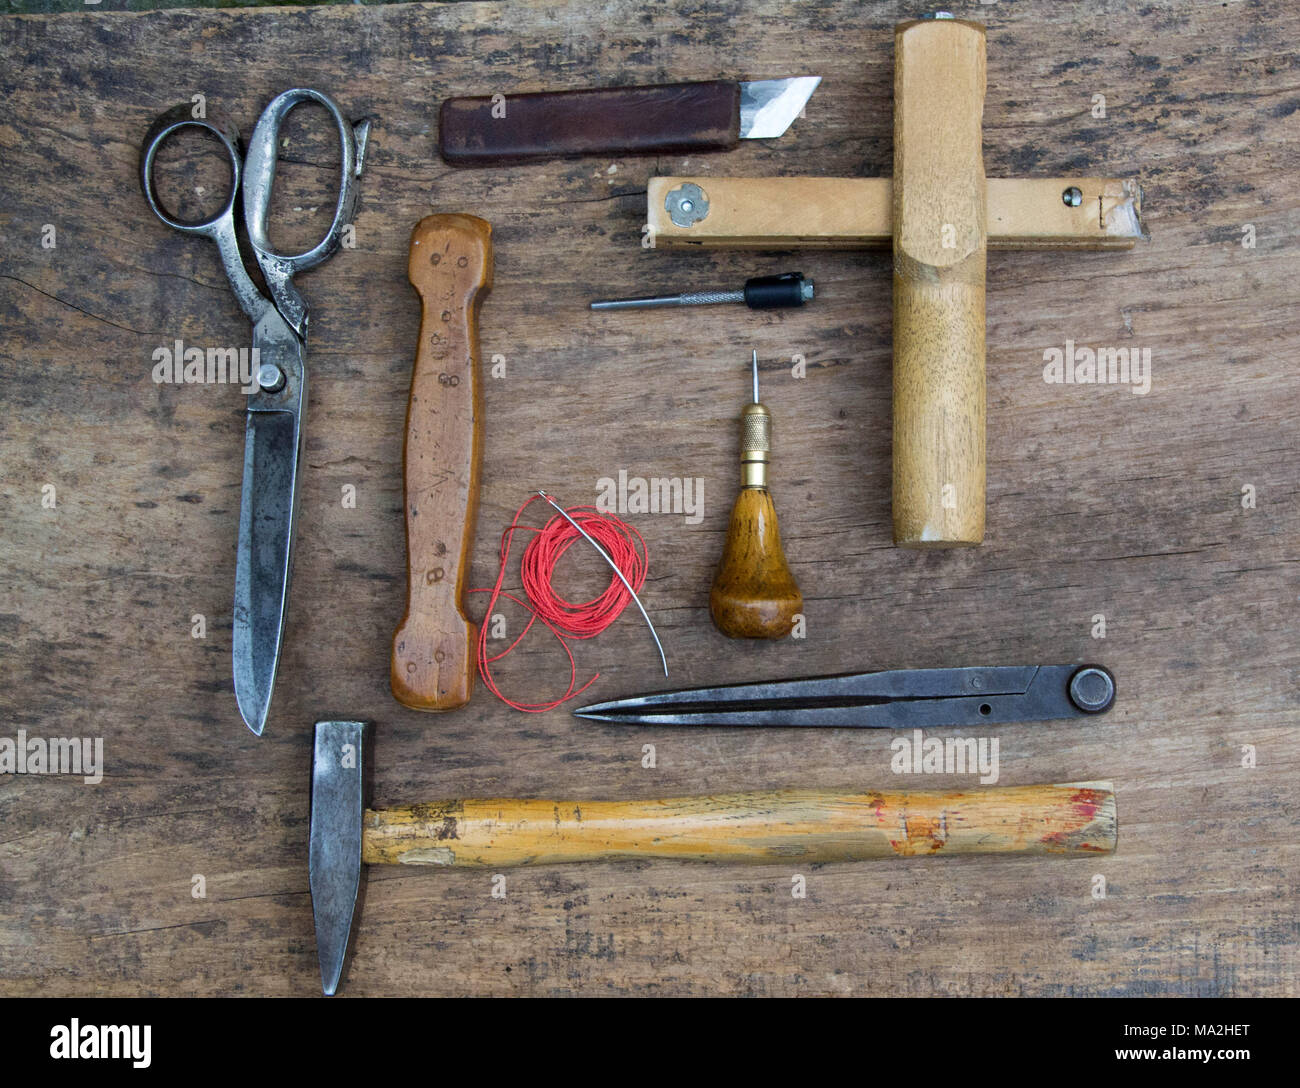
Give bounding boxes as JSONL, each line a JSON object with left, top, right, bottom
{"left": 1, "top": 0, "right": 1296, "bottom": 997}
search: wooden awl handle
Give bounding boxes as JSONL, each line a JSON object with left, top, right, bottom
{"left": 892, "top": 18, "right": 988, "bottom": 546}
{"left": 710, "top": 400, "right": 802, "bottom": 639}
{"left": 391, "top": 215, "right": 493, "bottom": 711}
{"left": 362, "top": 782, "right": 1116, "bottom": 867}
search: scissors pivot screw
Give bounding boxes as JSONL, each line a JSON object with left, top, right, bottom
{"left": 257, "top": 362, "right": 286, "bottom": 393}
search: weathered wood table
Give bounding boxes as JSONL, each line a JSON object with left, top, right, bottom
{"left": 1, "top": 0, "right": 1296, "bottom": 996}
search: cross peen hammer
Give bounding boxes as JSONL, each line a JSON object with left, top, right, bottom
{"left": 309, "top": 720, "right": 1116, "bottom": 994}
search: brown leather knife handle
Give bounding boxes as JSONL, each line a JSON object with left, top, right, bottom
{"left": 439, "top": 81, "right": 740, "bottom": 164}
{"left": 391, "top": 215, "right": 493, "bottom": 711}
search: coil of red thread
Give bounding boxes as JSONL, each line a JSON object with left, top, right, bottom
{"left": 474, "top": 493, "right": 650, "bottom": 712}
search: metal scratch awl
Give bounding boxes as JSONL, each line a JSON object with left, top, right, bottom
{"left": 591, "top": 271, "right": 814, "bottom": 312}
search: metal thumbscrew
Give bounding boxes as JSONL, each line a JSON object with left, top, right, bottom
{"left": 1063, "top": 186, "right": 1084, "bottom": 207}
{"left": 1068, "top": 667, "right": 1116, "bottom": 714}
{"left": 665, "top": 183, "right": 709, "bottom": 228}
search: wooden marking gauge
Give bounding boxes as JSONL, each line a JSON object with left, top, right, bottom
{"left": 391, "top": 215, "right": 492, "bottom": 710}
{"left": 646, "top": 16, "right": 1145, "bottom": 547}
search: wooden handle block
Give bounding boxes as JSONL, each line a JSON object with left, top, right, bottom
{"left": 439, "top": 81, "right": 740, "bottom": 164}
{"left": 361, "top": 782, "right": 1117, "bottom": 867}
{"left": 710, "top": 488, "right": 802, "bottom": 638}
{"left": 892, "top": 18, "right": 988, "bottom": 547}
{"left": 391, "top": 215, "right": 493, "bottom": 711}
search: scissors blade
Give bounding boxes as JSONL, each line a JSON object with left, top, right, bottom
{"left": 233, "top": 316, "right": 306, "bottom": 735}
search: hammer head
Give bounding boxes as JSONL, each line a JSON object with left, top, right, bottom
{"left": 309, "top": 720, "right": 370, "bottom": 996}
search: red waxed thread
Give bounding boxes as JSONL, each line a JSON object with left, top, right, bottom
{"left": 472, "top": 493, "right": 649, "bottom": 712}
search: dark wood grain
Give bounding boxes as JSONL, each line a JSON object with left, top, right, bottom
{"left": 440, "top": 80, "right": 741, "bottom": 164}
{"left": 0, "top": 0, "right": 1297, "bottom": 997}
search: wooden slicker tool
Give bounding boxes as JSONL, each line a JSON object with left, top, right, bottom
{"left": 361, "top": 782, "right": 1118, "bottom": 867}
{"left": 893, "top": 17, "right": 987, "bottom": 547}
{"left": 391, "top": 215, "right": 492, "bottom": 711}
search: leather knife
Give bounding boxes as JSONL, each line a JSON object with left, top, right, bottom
{"left": 439, "top": 76, "right": 820, "bottom": 165}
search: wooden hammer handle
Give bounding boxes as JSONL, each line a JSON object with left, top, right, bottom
{"left": 391, "top": 215, "right": 493, "bottom": 711}
{"left": 361, "top": 782, "right": 1116, "bottom": 867}
{"left": 892, "top": 18, "right": 988, "bottom": 547}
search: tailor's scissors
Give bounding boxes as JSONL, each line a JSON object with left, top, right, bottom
{"left": 140, "top": 90, "right": 371, "bottom": 735}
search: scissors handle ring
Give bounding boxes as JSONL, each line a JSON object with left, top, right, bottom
{"left": 139, "top": 104, "right": 244, "bottom": 238}
{"left": 243, "top": 88, "right": 362, "bottom": 275}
